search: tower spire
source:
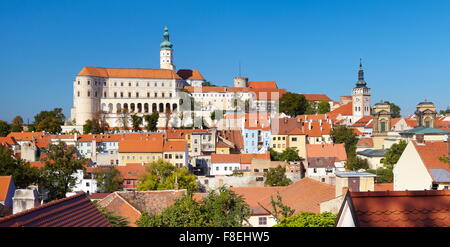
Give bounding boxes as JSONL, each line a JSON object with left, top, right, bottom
{"left": 356, "top": 59, "right": 367, "bottom": 88}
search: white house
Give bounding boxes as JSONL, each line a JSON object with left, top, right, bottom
{"left": 210, "top": 154, "right": 241, "bottom": 176}
{"left": 393, "top": 140, "right": 449, "bottom": 191}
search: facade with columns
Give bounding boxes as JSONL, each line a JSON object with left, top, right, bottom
{"left": 70, "top": 27, "right": 203, "bottom": 129}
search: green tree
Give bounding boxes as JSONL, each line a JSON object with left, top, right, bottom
{"left": 10, "top": 116, "right": 24, "bottom": 132}
{"left": 137, "top": 159, "right": 197, "bottom": 193}
{"left": 305, "top": 101, "right": 318, "bottom": 114}
{"left": 330, "top": 125, "right": 358, "bottom": 157}
{"left": 202, "top": 81, "right": 217, "bottom": 87}
{"left": 83, "top": 119, "right": 99, "bottom": 134}
{"left": 144, "top": 112, "right": 159, "bottom": 132}
{"left": 95, "top": 166, "right": 123, "bottom": 192}
{"left": 385, "top": 101, "right": 401, "bottom": 118}
{"left": 382, "top": 140, "right": 407, "bottom": 167}
{"left": 279, "top": 148, "right": 301, "bottom": 162}
{"left": 366, "top": 167, "right": 394, "bottom": 183}
{"left": 279, "top": 93, "right": 308, "bottom": 117}
{"left": 130, "top": 114, "right": 143, "bottom": 132}
{"left": 269, "top": 148, "right": 281, "bottom": 161}
{"left": 0, "top": 145, "right": 40, "bottom": 188}
{"left": 274, "top": 212, "right": 337, "bottom": 227}
{"left": 31, "top": 108, "right": 65, "bottom": 133}
{"left": 345, "top": 156, "right": 369, "bottom": 171}
{"left": 0, "top": 120, "right": 10, "bottom": 137}
{"left": 264, "top": 165, "right": 292, "bottom": 186}
{"left": 136, "top": 187, "right": 251, "bottom": 227}
{"left": 97, "top": 205, "right": 129, "bottom": 227}
{"left": 317, "top": 101, "right": 331, "bottom": 114}
{"left": 40, "top": 142, "right": 87, "bottom": 201}
{"left": 83, "top": 111, "right": 109, "bottom": 134}
{"left": 269, "top": 192, "right": 295, "bottom": 223}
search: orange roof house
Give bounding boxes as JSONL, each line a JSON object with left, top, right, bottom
{"left": 301, "top": 94, "right": 333, "bottom": 102}
{"left": 118, "top": 134, "right": 164, "bottom": 153}
{"left": 247, "top": 81, "right": 278, "bottom": 89}
{"left": 306, "top": 144, "right": 348, "bottom": 161}
{"left": 0, "top": 176, "right": 15, "bottom": 209}
{"left": 98, "top": 190, "right": 187, "bottom": 226}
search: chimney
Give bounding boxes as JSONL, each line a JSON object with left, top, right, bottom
{"left": 13, "top": 189, "right": 41, "bottom": 214}
{"left": 416, "top": 133, "right": 425, "bottom": 144}
{"left": 308, "top": 122, "right": 312, "bottom": 130}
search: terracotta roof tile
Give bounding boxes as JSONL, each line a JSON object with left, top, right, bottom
{"left": 78, "top": 66, "right": 182, "bottom": 79}
{"left": 356, "top": 138, "right": 374, "bottom": 148}
{"left": 413, "top": 141, "right": 449, "bottom": 172}
{"left": 163, "top": 140, "right": 187, "bottom": 152}
{"left": 306, "top": 144, "right": 347, "bottom": 161}
{"left": 177, "top": 69, "right": 205, "bottom": 80}
{"left": 349, "top": 190, "right": 450, "bottom": 227}
{"left": 301, "top": 94, "right": 332, "bottom": 102}
{"left": 115, "top": 163, "right": 146, "bottom": 180}
{"left": 328, "top": 102, "right": 353, "bottom": 119}
{"left": 118, "top": 134, "right": 164, "bottom": 153}
{"left": 247, "top": 81, "right": 278, "bottom": 89}
{"left": 0, "top": 192, "right": 111, "bottom": 227}
{"left": 0, "top": 176, "right": 13, "bottom": 202}
{"left": 374, "top": 183, "right": 394, "bottom": 191}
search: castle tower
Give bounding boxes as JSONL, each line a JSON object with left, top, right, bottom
{"left": 415, "top": 100, "right": 437, "bottom": 128}
{"left": 372, "top": 101, "right": 391, "bottom": 134}
{"left": 234, "top": 77, "right": 248, "bottom": 87}
{"left": 160, "top": 26, "right": 175, "bottom": 70}
{"left": 352, "top": 60, "right": 371, "bottom": 122}
{"left": 72, "top": 75, "right": 98, "bottom": 125}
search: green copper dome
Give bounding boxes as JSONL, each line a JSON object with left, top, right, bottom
{"left": 160, "top": 26, "right": 173, "bottom": 49}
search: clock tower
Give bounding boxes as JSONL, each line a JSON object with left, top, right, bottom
{"left": 352, "top": 60, "right": 371, "bottom": 122}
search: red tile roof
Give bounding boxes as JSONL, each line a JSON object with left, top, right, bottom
{"left": 211, "top": 153, "right": 270, "bottom": 164}
{"left": 348, "top": 190, "right": 450, "bottom": 227}
{"left": 301, "top": 94, "right": 332, "bottom": 102}
{"left": 356, "top": 138, "right": 374, "bottom": 148}
{"left": 89, "top": 193, "right": 111, "bottom": 200}
{"left": 163, "top": 140, "right": 187, "bottom": 152}
{"left": 78, "top": 66, "right": 182, "bottom": 79}
{"left": 306, "top": 144, "right": 347, "bottom": 161}
{"left": 118, "top": 134, "right": 164, "bottom": 153}
{"left": 328, "top": 102, "right": 353, "bottom": 119}
{"left": 0, "top": 176, "right": 13, "bottom": 202}
{"left": 177, "top": 69, "right": 205, "bottom": 81}
{"left": 0, "top": 137, "right": 18, "bottom": 146}
{"left": 247, "top": 81, "right": 278, "bottom": 89}
{"left": 351, "top": 116, "right": 373, "bottom": 127}
{"left": 413, "top": 141, "right": 449, "bottom": 172}
{"left": 232, "top": 178, "right": 336, "bottom": 215}
{"left": 0, "top": 192, "right": 111, "bottom": 227}
{"left": 116, "top": 163, "right": 146, "bottom": 180}
{"left": 373, "top": 183, "right": 393, "bottom": 191}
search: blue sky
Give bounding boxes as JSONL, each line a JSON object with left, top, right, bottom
{"left": 1, "top": 0, "right": 449, "bottom": 122}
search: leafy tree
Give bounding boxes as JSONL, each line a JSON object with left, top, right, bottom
{"left": 366, "top": 167, "right": 394, "bottom": 183}
{"left": 274, "top": 212, "right": 336, "bottom": 227}
{"left": 317, "top": 101, "right": 331, "bottom": 114}
{"left": 269, "top": 192, "right": 295, "bottom": 223}
{"left": 439, "top": 107, "right": 450, "bottom": 114}
{"left": 269, "top": 148, "right": 281, "bottom": 161}
{"left": 305, "top": 101, "right": 318, "bottom": 114}
{"left": 210, "top": 110, "right": 226, "bottom": 121}
{"left": 83, "top": 112, "right": 109, "bottom": 134}
{"left": 31, "top": 108, "right": 65, "bottom": 133}
{"left": 202, "top": 81, "right": 217, "bottom": 87}
{"left": 279, "top": 93, "right": 308, "bottom": 117}
{"left": 0, "top": 120, "right": 10, "bottom": 137}
{"left": 116, "top": 108, "right": 130, "bottom": 129}
{"left": 97, "top": 205, "right": 129, "bottom": 227}
{"left": 83, "top": 119, "right": 98, "bottom": 134}
{"left": 0, "top": 145, "right": 40, "bottom": 188}
{"left": 330, "top": 125, "right": 358, "bottom": 157}
{"left": 144, "top": 112, "right": 159, "bottom": 132}
{"left": 385, "top": 101, "right": 401, "bottom": 118}
{"left": 130, "top": 114, "right": 143, "bottom": 132}
{"left": 40, "top": 142, "right": 87, "bottom": 201}
{"left": 137, "top": 159, "right": 197, "bottom": 193}
{"left": 95, "top": 166, "right": 123, "bottom": 192}
{"left": 279, "top": 148, "right": 301, "bottom": 162}
{"left": 264, "top": 165, "right": 292, "bottom": 186}
{"left": 345, "top": 156, "right": 369, "bottom": 171}
{"left": 10, "top": 116, "right": 24, "bottom": 132}
{"left": 382, "top": 140, "right": 407, "bottom": 167}
{"left": 136, "top": 187, "right": 251, "bottom": 227}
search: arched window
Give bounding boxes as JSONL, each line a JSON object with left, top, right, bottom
{"left": 116, "top": 103, "right": 121, "bottom": 113}
{"left": 137, "top": 103, "right": 142, "bottom": 113}
{"left": 166, "top": 103, "right": 171, "bottom": 112}
{"left": 152, "top": 103, "right": 157, "bottom": 113}
{"left": 123, "top": 103, "right": 129, "bottom": 111}
{"left": 130, "top": 103, "right": 135, "bottom": 112}
{"left": 87, "top": 91, "right": 90, "bottom": 97}
{"left": 77, "top": 91, "right": 80, "bottom": 97}
{"left": 159, "top": 103, "right": 164, "bottom": 113}
{"left": 172, "top": 103, "right": 177, "bottom": 112}
{"left": 108, "top": 103, "right": 113, "bottom": 113}
{"left": 144, "top": 103, "right": 149, "bottom": 113}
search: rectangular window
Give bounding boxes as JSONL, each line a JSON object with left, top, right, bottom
{"left": 259, "top": 217, "right": 267, "bottom": 225}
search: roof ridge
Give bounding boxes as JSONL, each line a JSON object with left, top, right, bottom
{"left": 0, "top": 192, "right": 86, "bottom": 223}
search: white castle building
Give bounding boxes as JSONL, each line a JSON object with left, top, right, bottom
{"left": 69, "top": 26, "right": 206, "bottom": 129}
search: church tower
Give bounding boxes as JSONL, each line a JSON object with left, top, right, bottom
{"left": 352, "top": 60, "right": 371, "bottom": 122}
{"left": 160, "top": 26, "right": 175, "bottom": 70}
{"left": 415, "top": 100, "right": 437, "bottom": 128}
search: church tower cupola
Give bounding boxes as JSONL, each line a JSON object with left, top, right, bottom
{"left": 356, "top": 59, "right": 367, "bottom": 88}
{"left": 160, "top": 26, "right": 175, "bottom": 70}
